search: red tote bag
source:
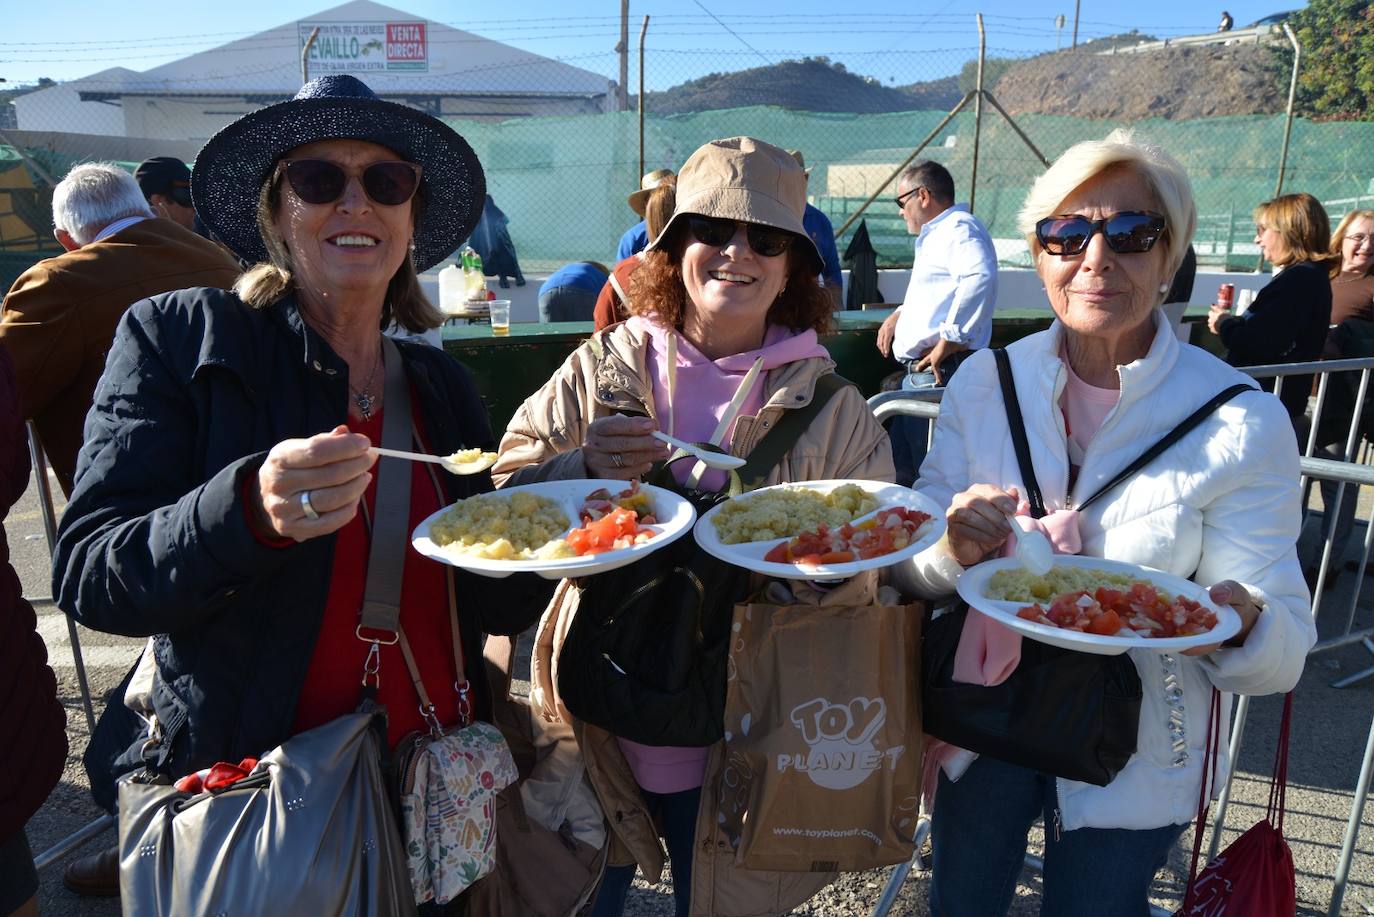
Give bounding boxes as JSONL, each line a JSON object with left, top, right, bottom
{"left": 1175, "top": 690, "right": 1296, "bottom": 917}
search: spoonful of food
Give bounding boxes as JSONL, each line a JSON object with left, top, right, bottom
{"left": 370, "top": 446, "right": 499, "bottom": 476}
{"left": 1009, "top": 515, "right": 1054, "bottom": 576}
{"left": 650, "top": 431, "right": 747, "bottom": 471}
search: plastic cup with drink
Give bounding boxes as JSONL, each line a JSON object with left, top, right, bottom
{"left": 489, "top": 300, "right": 511, "bottom": 337}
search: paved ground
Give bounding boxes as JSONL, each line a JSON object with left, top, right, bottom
{"left": 12, "top": 463, "right": 1374, "bottom": 916}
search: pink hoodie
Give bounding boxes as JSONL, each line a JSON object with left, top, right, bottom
{"left": 616, "top": 315, "right": 830, "bottom": 794}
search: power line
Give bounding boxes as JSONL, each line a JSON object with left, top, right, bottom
{"left": 691, "top": 0, "right": 772, "bottom": 67}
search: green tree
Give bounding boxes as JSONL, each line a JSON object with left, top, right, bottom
{"left": 1286, "top": 0, "right": 1374, "bottom": 118}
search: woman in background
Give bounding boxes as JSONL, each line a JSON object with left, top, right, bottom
{"left": 594, "top": 175, "right": 678, "bottom": 330}
{"left": 1208, "top": 192, "right": 1334, "bottom": 428}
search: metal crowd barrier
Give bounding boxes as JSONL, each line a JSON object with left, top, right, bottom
{"left": 24, "top": 425, "right": 115, "bottom": 872}
{"left": 867, "top": 360, "right": 1374, "bottom": 917}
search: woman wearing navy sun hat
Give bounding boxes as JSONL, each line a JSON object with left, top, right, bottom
{"left": 53, "top": 75, "right": 550, "bottom": 896}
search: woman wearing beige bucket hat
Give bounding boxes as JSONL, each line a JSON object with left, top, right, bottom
{"left": 493, "top": 137, "right": 894, "bottom": 915}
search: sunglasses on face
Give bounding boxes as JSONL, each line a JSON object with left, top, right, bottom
{"left": 166, "top": 186, "right": 193, "bottom": 208}
{"left": 276, "top": 159, "right": 422, "bottom": 207}
{"left": 893, "top": 186, "right": 922, "bottom": 209}
{"left": 1035, "top": 211, "right": 1166, "bottom": 257}
{"left": 686, "top": 215, "right": 793, "bottom": 257}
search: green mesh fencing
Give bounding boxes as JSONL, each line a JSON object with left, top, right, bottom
{"left": 3, "top": 109, "right": 1372, "bottom": 277}
{"left": 445, "top": 107, "right": 1374, "bottom": 273}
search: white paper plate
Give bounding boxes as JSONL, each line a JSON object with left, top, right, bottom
{"left": 955, "top": 555, "right": 1241, "bottom": 656}
{"left": 694, "top": 480, "right": 945, "bottom": 581}
{"left": 413, "top": 479, "right": 695, "bottom": 579}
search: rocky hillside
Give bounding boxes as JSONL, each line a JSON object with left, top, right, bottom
{"left": 990, "top": 43, "right": 1285, "bottom": 120}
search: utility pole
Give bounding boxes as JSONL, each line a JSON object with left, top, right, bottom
{"left": 301, "top": 27, "right": 320, "bottom": 86}
{"left": 1071, "top": 0, "right": 1080, "bottom": 48}
{"left": 618, "top": 0, "right": 630, "bottom": 111}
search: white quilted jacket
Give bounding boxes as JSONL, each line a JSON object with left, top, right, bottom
{"left": 896, "top": 310, "right": 1316, "bottom": 832}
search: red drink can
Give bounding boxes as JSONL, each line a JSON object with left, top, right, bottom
{"left": 1217, "top": 283, "right": 1235, "bottom": 310}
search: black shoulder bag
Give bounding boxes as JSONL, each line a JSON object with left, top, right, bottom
{"left": 557, "top": 373, "right": 852, "bottom": 747}
{"left": 921, "top": 348, "right": 1253, "bottom": 786}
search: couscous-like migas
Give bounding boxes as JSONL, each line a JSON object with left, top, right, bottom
{"left": 711, "top": 483, "right": 880, "bottom": 544}
{"left": 987, "top": 565, "right": 1139, "bottom": 603}
{"left": 430, "top": 491, "right": 570, "bottom": 560}
{"left": 445, "top": 447, "right": 498, "bottom": 466}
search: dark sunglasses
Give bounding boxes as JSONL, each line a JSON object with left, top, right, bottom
{"left": 893, "top": 186, "right": 922, "bottom": 209}
{"left": 686, "top": 215, "right": 793, "bottom": 257}
{"left": 1035, "top": 211, "right": 1166, "bottom": 256}
{"left": 277, "top": 159, "right": 422, "bottom": 207}
{"left": 166, "top": 186, "right": 193, "bottom": 208}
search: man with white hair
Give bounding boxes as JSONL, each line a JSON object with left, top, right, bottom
{"left": 0, "top": 162, "right": 239, "bottom": 498}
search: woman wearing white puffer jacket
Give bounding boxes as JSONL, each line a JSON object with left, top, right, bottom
{"left": 897, "top": 131, "right": 1315, "bottom": 917}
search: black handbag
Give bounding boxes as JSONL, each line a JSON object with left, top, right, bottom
{"left": 557, "top": 373, "right": 850, "bottom": 747}
{"left": 921, "top": 348, "right": 1253, "bottom": 786}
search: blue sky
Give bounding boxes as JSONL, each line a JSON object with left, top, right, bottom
{"left": 2, "top": 0, "right": 1301, "bottom": 89}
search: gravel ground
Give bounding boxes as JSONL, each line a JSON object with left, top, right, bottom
{"left": 13, "top": 464, "right": 1374, "bottom": 916}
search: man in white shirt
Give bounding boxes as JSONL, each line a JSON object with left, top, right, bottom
{"left": 876, "top": 160, "right": 998, "bottom": 485}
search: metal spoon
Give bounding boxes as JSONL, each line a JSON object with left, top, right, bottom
{"left": 650, "top": 431, "right": 747, "bottom": 470}
{"left": 370, "top": 446, "right": 498, "bottom": 475}
{"left": 1010, "top": 515, "right": 1054, "bottom": 576}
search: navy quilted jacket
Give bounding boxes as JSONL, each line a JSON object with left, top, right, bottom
{"left": 52, "top": 288, "right": 547, "bottom": 810}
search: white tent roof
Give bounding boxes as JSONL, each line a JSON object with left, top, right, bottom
{"left": 65, "top": 1, "right": 612, "bottom": 101}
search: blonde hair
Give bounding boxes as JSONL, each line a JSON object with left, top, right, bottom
{"left": 643, "top": 176, "right": 678, "bottom": 242}
{"left": 1253, "top": 193, "right": 1334, "bottom": 269}
{"left": 233, "top": 169, "right": 442, "bottom": 332}
{"left": 1329, "top": 208, "right": 1374, "bottom": 278}
{"left": 1017, "top": 129, "right": 1196, "bottom": 285}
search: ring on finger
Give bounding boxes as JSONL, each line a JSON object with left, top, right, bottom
{"left": 611, "top": 452, "right": 625, "bottom": 469}
{"left": 300, "top": 489, "right": 320, "bottom": 521}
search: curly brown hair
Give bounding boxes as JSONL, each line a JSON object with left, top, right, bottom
{"left": 626, "top": 222, "right": 833, "bottom": 336}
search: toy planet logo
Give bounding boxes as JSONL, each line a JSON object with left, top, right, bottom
{"left": 779, "top": 696, "right": 905, "bottom": 791}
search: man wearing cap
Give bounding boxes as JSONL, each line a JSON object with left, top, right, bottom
{"left": 788, "top": 149, "right": 844, "bottom": 309}
{"left": 0, "top": 162, "right": 239, "bottom": 500}
{"left": 616, "top": 168, "right": 674, "bottom": 260}
{"left": 134, "top": 156, "right": 199, "bottom": 234}
{"left": 876, "top": 159, "right": 997, "bottom": 486}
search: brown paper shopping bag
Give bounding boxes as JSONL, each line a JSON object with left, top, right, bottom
{"left": 718, "top": 600, "right": 923, "bottom": 873}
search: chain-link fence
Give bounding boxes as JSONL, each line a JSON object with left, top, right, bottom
{"left": 2, "top": 14, "right": 1370, "bottom": 285}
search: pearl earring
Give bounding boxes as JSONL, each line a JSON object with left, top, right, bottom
{"left": 1158, "top": 282, "right": 1170, "bottom": 293}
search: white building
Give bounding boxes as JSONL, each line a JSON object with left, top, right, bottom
{"left": 14, "top": 0, "right": 616, "bottom": 143}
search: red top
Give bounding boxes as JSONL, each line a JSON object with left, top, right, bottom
{"left": 291, "top": 406, "right": 463, "bottom": 747}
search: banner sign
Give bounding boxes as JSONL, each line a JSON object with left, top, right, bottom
{"left": 299, "top": 21, "right": 429, "bottom": 73}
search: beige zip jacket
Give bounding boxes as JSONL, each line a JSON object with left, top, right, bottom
{"left": 494, "top": 321, "right": 895, "bottom": 916}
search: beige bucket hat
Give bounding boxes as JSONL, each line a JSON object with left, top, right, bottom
{"left": 648, "top": 136, "right": 823, "bottom": 273}
{"left": 627, "top": 168, "right": 676, "bottom": 217}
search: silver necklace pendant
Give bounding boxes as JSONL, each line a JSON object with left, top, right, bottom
{"left": 354, "top": 390, "right": 376, "bottom": 420}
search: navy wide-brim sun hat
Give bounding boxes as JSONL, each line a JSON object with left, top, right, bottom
{"left": 191, "top": 74, "right": 485, "bottom": 273}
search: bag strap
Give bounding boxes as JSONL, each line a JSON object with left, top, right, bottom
{"left": 358, "top": 335, "right": 412, "bottom": 642}
{"left": 1267, "top": 692, "right": 1293, "bottom": 832}
{"left": 1182, "top": 686, "right": 1223, "bottom": 913}
{"left": 356, "top": 337, "right": 472, "bottom": 733}
{"left": 993, "top": 348, "right": 1046, "bottom": 519}
{"left": 736, "top": 372, "right": 852, "bottom": 490}
{"left": 1077, "top": 383, "right": 1255, "bottom": 512}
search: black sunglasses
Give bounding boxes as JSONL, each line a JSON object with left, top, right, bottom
{"left": 166, "top": 186, "right": 193, "bottom": 208}
{"left": 686, "top": 215, "right": 793, "bottom": 257}
{"left": 1035, "top": 211, "right": 1167, "bottom": 257}
{"left": 277, "top": 159, "right": 422, "bottom": 207}
{"left": 893, "top": 185, "right": 922, "bottom": 209}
